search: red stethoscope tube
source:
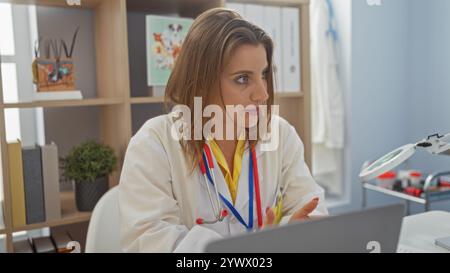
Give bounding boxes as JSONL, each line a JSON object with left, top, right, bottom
{"left": 250, "top": 144, "right": 263, "bottom": 229}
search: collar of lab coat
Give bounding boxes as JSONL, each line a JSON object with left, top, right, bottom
{"left": 199, "top": 141, "right": 264, "bottom": 213}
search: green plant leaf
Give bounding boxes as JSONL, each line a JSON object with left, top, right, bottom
{"left": 62, "top": 140, "right": 117, "bottom": 182}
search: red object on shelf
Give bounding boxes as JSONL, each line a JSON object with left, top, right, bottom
{"left": 378, "top": 171, "right": 396, "bottom": 179}
{"left": 409, "top": 171, "right": 423, "bottom": 187}
{"left": 404, "top": 187, "right": 423, "bottom": 197}
{"left": 377, "top": 171, "right": 397, "bottom": 189}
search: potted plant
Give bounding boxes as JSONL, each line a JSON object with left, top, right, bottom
{"left": 62, "top": 140, "right": 117, "bottom": 211}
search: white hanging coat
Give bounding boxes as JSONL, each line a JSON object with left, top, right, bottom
{"left": 310, "top": 0, "right": 345, "bottom": 195}
{"left": 118, "top": 114, "right": 328, "bottom": 252}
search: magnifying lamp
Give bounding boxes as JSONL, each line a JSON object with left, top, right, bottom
{"left": 359, "top": 133, "right": 450, "bottom": 251}
{"left": 359, "top": 133, "right": 450, "bottom": 181}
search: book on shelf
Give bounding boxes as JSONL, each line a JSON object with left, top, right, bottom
{"left": 13, "top": 232, "right": 74, "bottom": 253}
{"left": 34, "top": 90, "right": 83, "bottom": 101}
{"left": 22, "top": 145, "right": 46, "bottom": 224}
{"left": 263, "top": 5, "right": 283, "bottom": 92}
{"left": 32, "top": 236, "right": 56, "bottom": 253}
{"left": 281, "top": 7, "right": 301, "bottom": 92}
{"left": 41, "top": 142, "right": 62, "bottom": 222}
{"left": 7, "top": 141, "right": 27, "bottom": 228}
{"left": 146, "top": 15, "right": 194, "bottom": 86}
{"left": 226, "top": 3, "right": 300, "bottom": 93}
{"left": 13, "top": 238, "right": 34, "bottom": 253}
{"left": 6, "top": 141, "right": 62, "bottom": 228}
{"left": 51, "top": 231, "right": 75, "bottom": 253}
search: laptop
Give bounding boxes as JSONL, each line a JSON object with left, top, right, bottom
{"left": 205, "top": 204, "right": 405, "bottom": 253}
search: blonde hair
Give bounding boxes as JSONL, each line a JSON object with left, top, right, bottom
{"left": 165, "top": 8, "right": 275, "bottom": 172}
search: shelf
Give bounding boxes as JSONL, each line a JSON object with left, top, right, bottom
{"left": 130, "top": 96, "right": 165, "bottom": 104}
{"left": 0, "top": 0, "right": 103, "bottom": 9}
{"left": 2, "top": 98, "right": 124, "bottom": 109}
{"left": 231, "top": 0, "right": 310, "bottom": 6}
{"left": 364, "top": 182, "right": 450, "bottom": 204}
{"left": 12, "top": 211, "right": 91, "bottom": 233}
{"left": 363, "top": 183, "right": 427, "bottom": 204}
{"left": 128, "top": 92, "right": 303, "bottom": 105}
{"left": 125, "top": 0, "right": 311, "bottom": 13}
{"left": 126, "top": 0, "right": 222, "bottom": 14}
{"left": 10, "top": 191, "right": 91, "bottom": 233}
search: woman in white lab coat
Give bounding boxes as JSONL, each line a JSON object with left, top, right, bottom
{"left": 118, "top": 8, "right": 328, "bottom": 253}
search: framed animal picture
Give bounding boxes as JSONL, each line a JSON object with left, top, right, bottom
{"left": 146, "top": 15, "right": 193, "bottom": 86}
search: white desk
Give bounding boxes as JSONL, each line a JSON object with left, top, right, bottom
{"left": 398, "top": 210, "right": 450, "bottom": 253}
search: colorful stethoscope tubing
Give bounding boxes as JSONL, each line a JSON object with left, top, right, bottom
{"left": 196, "top": 142, "right": 263, "bottom": 230}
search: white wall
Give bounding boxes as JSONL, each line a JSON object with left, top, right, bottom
{"left": 331, "top": 0, "right": 411, "bottom": 213}
{"left": 407, "top": 0, "right": 450, "bottom": 173}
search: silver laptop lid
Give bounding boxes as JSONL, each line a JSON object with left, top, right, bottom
{"left": 205, "top": 204, "right": 405, "bottom": 253}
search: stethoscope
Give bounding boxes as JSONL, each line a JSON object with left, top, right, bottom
{"left": 196, "top": 142, "right": 264, "bottom": 230}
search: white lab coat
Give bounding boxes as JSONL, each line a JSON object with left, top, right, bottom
{"left": 118, "top": 114, "right": 328, "bottom": 253}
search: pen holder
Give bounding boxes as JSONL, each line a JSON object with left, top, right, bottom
{"left": 33, "top": 57, "right": 76, "bottom": 92}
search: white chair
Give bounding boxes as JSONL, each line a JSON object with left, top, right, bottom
{"left": 85, "top": 186, "right": 122, "bottom": 253}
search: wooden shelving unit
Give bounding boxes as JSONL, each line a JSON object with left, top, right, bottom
{"left": 0, "top": 0, "right": 311, "bottom": 252}
{"left": 0, "top": 0, "right": 131, "bottom": 253}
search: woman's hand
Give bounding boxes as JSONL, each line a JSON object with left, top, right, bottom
{"left": 263, "top": 197, "right": 320, "bottom": 229}
{"left": 263, "top": 207, "right": 276, "bottom": 228}
{"left": 288, "top": 197, "right": 319, "bottom": 223}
